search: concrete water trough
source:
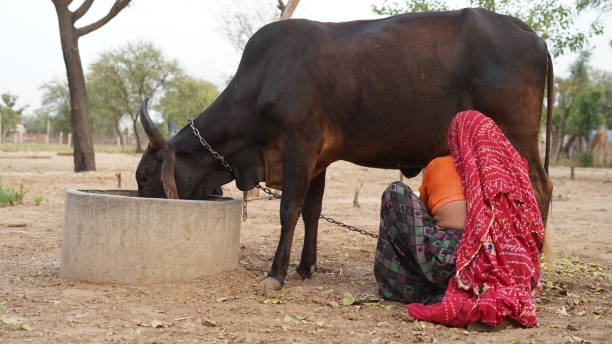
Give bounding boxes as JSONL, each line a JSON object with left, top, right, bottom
{"left": 60, "top": 190, "right": 242, "bottom": 285}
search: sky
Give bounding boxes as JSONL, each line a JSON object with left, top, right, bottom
{"left": 1, "top": 0, "right": 611, "bottom": 112}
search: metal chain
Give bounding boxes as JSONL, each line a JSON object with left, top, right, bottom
{"left": 255, "top": 184, "right": 282, "bottom": 198}
{"left": 188, "top": 119, "right": 377, "bottom": 238}
{"left": 255, "top": 185, "right": 378, "bottom": 238}
{"left": 188, "top": 120, "right": 233, "bottom": 172}
{"left": 320, "top": 215, "right": 379, "bottom": 238}
{"left": 242, "top": 191, "right": 248, "bottom": 221}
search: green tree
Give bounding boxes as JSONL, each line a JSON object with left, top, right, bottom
{"left": 37, "top": 79, "right": 72, "bottom": 136}
{"left": 88, "top": 41, "right": 181, "bottom": 152}
{"left": 29, "top": 78, "right": 120, "bottom": 141}
{"left": 553, "top": 51, "right": 592, "bottom": 159}
{"left": 371, "top": 0, "right": 608, "bottom": 57}
{"left": 568, "top": 88, "right": 602, "bottom": 150}
{"left": 158, "top": 75, "right": 219, "bottom": 135}
{"left": 23, "top": 109, "right": 50, "bottom": 135}
{"left": 0, "top": 93, "right": 26, "bottom": 142}
{"left": 592, "top": 70, "right": 612, "bottom": 129}
{"left": 88, "top": 62, "right": 128, "bottom": 146}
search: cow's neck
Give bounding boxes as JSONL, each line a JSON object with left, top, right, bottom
{"left": 177, "top": 97, "right": 265, "bottom": 191}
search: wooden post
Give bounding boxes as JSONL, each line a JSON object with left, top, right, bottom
{"left": 67, "top": 133, "right": 72, "bottom": 146}
{"left": 115, "top": 173, "right": 122, "bottom": 188}
{"left": 570, "top": 165, "right": 575, "bottom": 180}
{"left": 353, "top": 179, "right": 364, "bottom": 208}
{"left": 45, "top": 118, "right": 50, "bottom": 144}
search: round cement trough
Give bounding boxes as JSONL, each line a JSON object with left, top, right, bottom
{"left": 60, "top": 190, "right": 242, "bottom": 285}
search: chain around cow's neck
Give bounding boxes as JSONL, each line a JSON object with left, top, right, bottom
{"left": 187, "top": 119, "right": 248, "bottom": 221}
{"left": 187, "top": 120, "right": 233, "bottom": 173}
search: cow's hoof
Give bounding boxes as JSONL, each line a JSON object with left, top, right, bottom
{"left": 261, "top": 277, "right": 283, "bottom": 293}
{"left": 296, "top": 264, "right": 316, "bottom": 279}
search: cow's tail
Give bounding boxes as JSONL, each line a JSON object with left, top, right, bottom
{"left": 544, "top": 51, "right": 554, "bottom": 173}
{"left": 541, "top": 51, "right": 555, "bottom": 265}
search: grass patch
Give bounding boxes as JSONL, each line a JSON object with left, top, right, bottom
{"left": 0, "top": 183, "right": 26, "bottom": 207}
{"left": 33, "top": 195, "right": 45, "bottom": 206}
{"left": 0, "top": 143, "right": 72, "bottom": 153}
{"left": 549, "top": 159, "right": 612, "bottom": 168}
{"left": 0, "top": 143, "right": 138, "bottom": 154}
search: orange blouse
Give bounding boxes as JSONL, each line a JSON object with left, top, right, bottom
{"left": 418, "top": 156, "right": 465, "bottom": 213}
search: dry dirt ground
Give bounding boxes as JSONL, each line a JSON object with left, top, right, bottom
{"left": 1, "top": 151, "right": 610, "bottom": 344}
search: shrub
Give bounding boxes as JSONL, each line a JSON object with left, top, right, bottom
{"left": 0, "top": 183, "right": 26, "bottom": 206}
{"left": 33, "top": 195, "right": 45, "bottom": 206}
{"left": 578, "top": 153, "right": 594, "bottom": 167}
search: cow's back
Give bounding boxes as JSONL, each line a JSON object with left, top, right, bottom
{"left": 234, "top": 8, "right": 549, "bottom": 168}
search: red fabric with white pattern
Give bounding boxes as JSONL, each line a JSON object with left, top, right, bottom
{"left": 406, "top": 110, "right": 545, "bottom": 327}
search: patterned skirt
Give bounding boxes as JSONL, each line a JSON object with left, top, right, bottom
{"left": 374, "top": 181, "right": 463, "bottom": 305}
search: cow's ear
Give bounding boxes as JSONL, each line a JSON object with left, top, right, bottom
{"left": 159, "top": 146, "right": 178, "bottom": 199}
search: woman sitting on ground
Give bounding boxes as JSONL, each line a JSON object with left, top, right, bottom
{"left": 374, "top": 110, "right": 545, "bottom": 328}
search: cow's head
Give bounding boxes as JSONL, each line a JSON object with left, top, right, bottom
{"left": 135, "top": 99, "right": 232, "bottom": 200}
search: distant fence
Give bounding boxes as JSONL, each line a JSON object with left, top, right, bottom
{"left": 2, "top": 132, "right": 137, "bottom": 146}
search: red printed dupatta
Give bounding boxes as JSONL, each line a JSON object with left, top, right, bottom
{"left": 406, "top": 111, "right": 545, "bottom": 327}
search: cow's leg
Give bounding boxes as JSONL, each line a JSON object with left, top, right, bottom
{"left": 296, "top": 169, "right": 326, "bottom": 279}
{"left": 263, "top": 148, "right": 316, "bottom": 290}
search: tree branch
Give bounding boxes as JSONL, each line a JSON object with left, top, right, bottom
{"left": 76, "top": 0, "right": 130, "bottom": 37}
{"left": 277, "top": 0, "right": 286, "bottom": 14}
{"left": 72, "top": 0, "right": 95, "bottom": 22}
{"left": 51, "top": 0, "right": 73, "bottom": 7}
{"left": 280, "top": 0, "right": 300, "bottom": 20}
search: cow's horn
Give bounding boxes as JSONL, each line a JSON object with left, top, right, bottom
{"left": 168, "top": 116, "right": 178, "bottom": 137}
{"left": 139, "top": 98, "right": 164, "bottom": 149}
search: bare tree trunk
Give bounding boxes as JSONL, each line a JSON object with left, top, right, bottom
{"left": 114, "top": 118, "right": 124, "bottom": 147}
{"left": 560, "top": 135, "right": 577, "bottom": 160}
{"left": 555, "top": 118, "right": 568, "bottom": 161}
{"left": 53, "top": 2, "right": 96, "bottom": 171}
{"left": 51, "top": 0, "right": 130, "bottom": 171}
{"left": 133, "top": 119, "right": 143, "bottom": 153}
{"left": 278, "top": 0, "right": 301, "bottom": 20}
{"left": 353, "top": 179, "right": 363, "bottom": 208}
{"left": 45, "top": 118, "right": 50, "bottom": 144}
{"left": 551, "top": 126, "right": 561, "bottom": 162}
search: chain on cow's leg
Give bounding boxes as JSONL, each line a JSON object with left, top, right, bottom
{"left": 319, "top": 214, "right": 379, "bottom": 238}
{"left": 255, "top": 184, "right": 378, "bottom": 239}
{"left": 242, "top": 191, "right": 248, "bottom": 221}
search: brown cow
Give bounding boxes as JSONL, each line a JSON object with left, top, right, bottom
{"left": 136, "top": 8, "right": 553, "bottom": 289}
